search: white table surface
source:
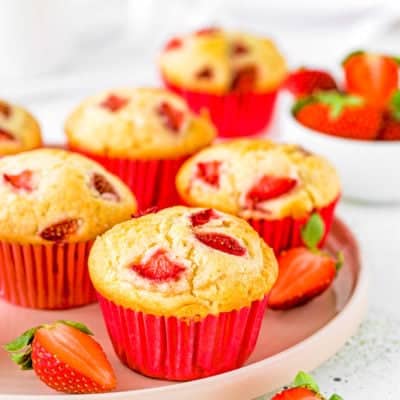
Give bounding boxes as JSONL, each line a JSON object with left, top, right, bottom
{"left": 2, "top": 3, "right": 400, "bottom": 397}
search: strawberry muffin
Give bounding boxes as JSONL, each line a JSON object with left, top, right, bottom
{"left": 0, "top": 148, "right": 136, "bottom": 309}
{"left": 159, "top": 27, "right": 287, "bottom": 137}
{"left": 89, "top": 206, "right": 278, "bottom": 381}
{"left": 176, "top": 139, "right": 340, "bottom": 253}
{"left": 65, "top": 88, "right": 216, "bottom": 210}
{"left": 0, "top": 98, "right": 42, "bottom": 155}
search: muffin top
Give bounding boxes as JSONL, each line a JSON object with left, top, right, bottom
{"left": 159, "top": 28, "right": 287, "bottom": 94}
{"left": 0, "top": 148, "right": 137, "bottom": 244}
{"left": 0, "top": 99, "right": 42, "bottom": 156}
{"left": 65, "top": 88, "right": 216, "bottom": 159}
{"left": 176, "top": 139, "right": 340, "bottom": 220}
{"left": 89, "top": 206, "right": 278, "bottom": 318}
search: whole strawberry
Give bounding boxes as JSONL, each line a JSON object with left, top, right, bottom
{"left": 379, "top": 90, "right": 400, "bottom": 141}
{"left": 4, "top": 320, "right": 116, "bottom": 394}
{"left": 343, "top": 50, "right": 399, "bottom": 108}
{"left": 285, "top": 68, "right": 338, "bottom": 98}
{"left": 293, "top": 90, "right": 382, "bottom": 140}
{"left": 269, "top": 214, "right": 343, "bottom": 310}
{"left": 272, "top": 371, "right": 343, "bottom": 400}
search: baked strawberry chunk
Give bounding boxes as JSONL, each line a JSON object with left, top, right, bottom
{"left": 3, "top": 170, "right": 34, "bottom": 191}
{"left": 39, "top": 219, "right": 80, "bottom": 242}
{"left": 157, "top": 101, "right": 184, "bottom": 133}
{"left": 91, "top": 173, "right": 120, "bottom": 201}
{"left": 195, "top": 232, "right": 246, "bottom": 256}
{"left": 196, "top": 161, "right": 221, "bottom": 188}
{"left": 100, "top": 94, "right": 129, "bottom": 112}
{"left": 190, "top": 209, "right": 219, "bottom": 227}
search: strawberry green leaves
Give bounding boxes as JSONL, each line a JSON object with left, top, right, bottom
{"left": 301, "top": 213, "right": 325, "bottom": 250}
{"left": 293, "top": 371, "right": 320, "bottom": 393}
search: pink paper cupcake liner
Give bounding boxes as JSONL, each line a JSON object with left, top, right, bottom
{"left": 164, "top": 78, "right": 278, "bottom": 138}
{"left": 246, "top": 197, "right": 339, "bottom": 254}
{"left": 0, "top": 240, "right": 95, "bottom": 309}
{"left": 69, "top": 146, "right": 185, "bottom": 211}
{"left": 97, "top": 294, "right": 268, "bottom": 381}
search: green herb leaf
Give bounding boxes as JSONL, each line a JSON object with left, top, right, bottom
{"left": 336, "top": 251, "right": 344, "bottom": 272}
{"left": 57, "top": 320, "right": 93, "bottom": 335}
{"left": 293, "top": 371, "right": 320, "bottom": 393}
{"left": 329, "top": 394, "right": 344, "bottom": 400}
{"left": 302, "top": 213, "right": 325, "bottom": 250}
{"left": 3, "top": 327, "right": 38, "bottom": 352}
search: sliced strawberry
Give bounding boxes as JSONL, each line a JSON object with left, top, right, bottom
{"left": 195, "top": 27, "right": 220, "bottom": 36}
{"left": 164, "top": 37, "right": 183, "bottom": 51}
{"left": 196, "top": 161, "right": 221, "bottom": 188}
{"left": 39, "top": 219, "right": 80, "bottom": 242}
{"left": 231, "top": 42, "right": 249, "bottom": 56}
{"left": 285, "top": 68, "right": 338, "bottom": 97}
{"left": 343, "top": 50, "right": 399, "bottom": 108}
{"left": 131, "top": 249, "right": 186, "bottom": 282}
{"left": 269, "top": 247, "right": 337, "bottom": 309}
{"left": 293, "top": 91, "right": 382, "bottom": 140}
{"left": 100, "top": 94, "right": 129, "bottom": 112}
{"left": 91, "top": 173, "right": 120, "bottom": 202}
{"left": 4, "top": 321, "right": 116, "bottom": 394}
{"left": 3, "top": 170, "right": 34, "bottom": 191}
{"left": 272, "top": 387, "right": 322, "bottom": 400}
{"left": 246, "top": 175, "right": 297, "bottom": 209}
{"left": 196, "top": 66, "right": 214, "bottom": 80}
{"left": 0, "top": 101, "right": 11, "bottom": 118}
{"left": 0, "top": 127, "right": 15, "bottom": 141}
{"left": 132, "top": 207, "right": 159, "bottom": 218}
{"left": 190, "top": 208, "right": 219, "bottom": 227}
{"left": 231, "top": 65, "right": 257, "bottom": 92}
{"left": 195, "top": 232, "right": 246, "bottom": 256}
{"left": 156, "top": 101, "right": 184, "bottom": 133}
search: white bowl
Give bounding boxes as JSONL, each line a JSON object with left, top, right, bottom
{"left": 281, "top": 105, "right": 400, "bottom": 203}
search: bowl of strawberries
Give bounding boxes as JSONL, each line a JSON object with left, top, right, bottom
{"left": 282, "top": 51, "right": 400, "bottom": 203}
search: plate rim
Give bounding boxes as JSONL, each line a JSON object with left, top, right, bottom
{"left": 0, "top": 217, "right": 368, "bottom": 399}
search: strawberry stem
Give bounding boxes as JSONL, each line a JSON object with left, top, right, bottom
{"left": 293, "top": 371, "right": 320, "bottom": 393}
{"left": 342, "top": 49, "right": 364, "bottom": 65}
{"left": 301, "top": 213, "right": 325, "bottom": 250}
{"left": 329, "top": 395, "right": 344, "bottom": 400}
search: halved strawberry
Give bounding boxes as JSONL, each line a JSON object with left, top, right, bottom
{"left": 246, "top": 175, "right": 297, "bottom": 209}
{"left": 131, "top": 249, "right": 185, "bottom": 282}
{"left": 379, "top": 90, "right": 400, "bottom": 141}
{"left": 196, "top": 161, "right": 221, "bottom": 188}
{"left": 269, "top": 214, "right": 343, "bottom": 310}
{"left": 343, "top": 50, "right": 399, "bottom": 108}
{"left": 100, "top": 94, "right": 129, "bottom": 112}
{"left": 272, "top": 371, "right": 342, "bottom": 400}
{"left": 196, "top": 66, "right": 214, "bottom": 80}
{"left": 0, "top": 128, "right": 15, "bottom": 141}
{"left": 0, "top": 101, "right": 11, "bottom": 118}
{"left": 164, "top": 37, "right": 183, "bottom": 51}
{"left": 285, "top": 68, "right": 338, "bottom": 97}
{"left": 157, "top": 101, "right": 184, "bottom": 133}
{"left": 190, "top": 208, "right": 219, "bottom": 227}
{"left": 39, "top": 219, "right": 80, "bottom": 242}
{"left": 231, "top": 65, "right": 257, "bottom": 92}
{"left": 91, "top": 173, "right": 120, "bottom": 202}
{"left": 195, "top": 27, "right": 220, "bottom": 36}
{"left": 4, "top": 321, "right": 116, "bottom": 394}
{"left": 293, "top": 91, "right": 382, "bottom": 140}
{"left": 3, "top": 170, "right": 34, "bottom": 192}
{"left": 195, "top": 232, "right": 246, "bottom": 256}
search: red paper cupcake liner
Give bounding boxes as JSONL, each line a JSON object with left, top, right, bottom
{"left": 69, "top": 146, "right": 185, "bottom": 211}
{"left": 97, "top": 294, "right": 268, "bottom": 381}
{"left": 164, "top": 78, "right": 278, "bottom": 138}
{"left": 246, "top": 197, "right": 339, "bottom": 254}
{"left": 0, "top": 241, "right": 96, "bottom": 309}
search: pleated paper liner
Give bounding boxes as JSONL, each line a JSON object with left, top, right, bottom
{"left": 98, "top": 294, "right": 269, "bottom": 381}
{"left": 68, "top": 146, "right": 185, "bottom": 211}
{"left": 163, "top": 77, "right": 278, "bottom": 138}
{"left": 246, "top": 197, "right": 339, "bottom": 254}
{"left": 0, "top": 240, "right": 95, "bottom": 309}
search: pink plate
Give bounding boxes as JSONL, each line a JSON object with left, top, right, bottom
{"left": 0, "top": 218, "right": 367, "bottom": 400}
